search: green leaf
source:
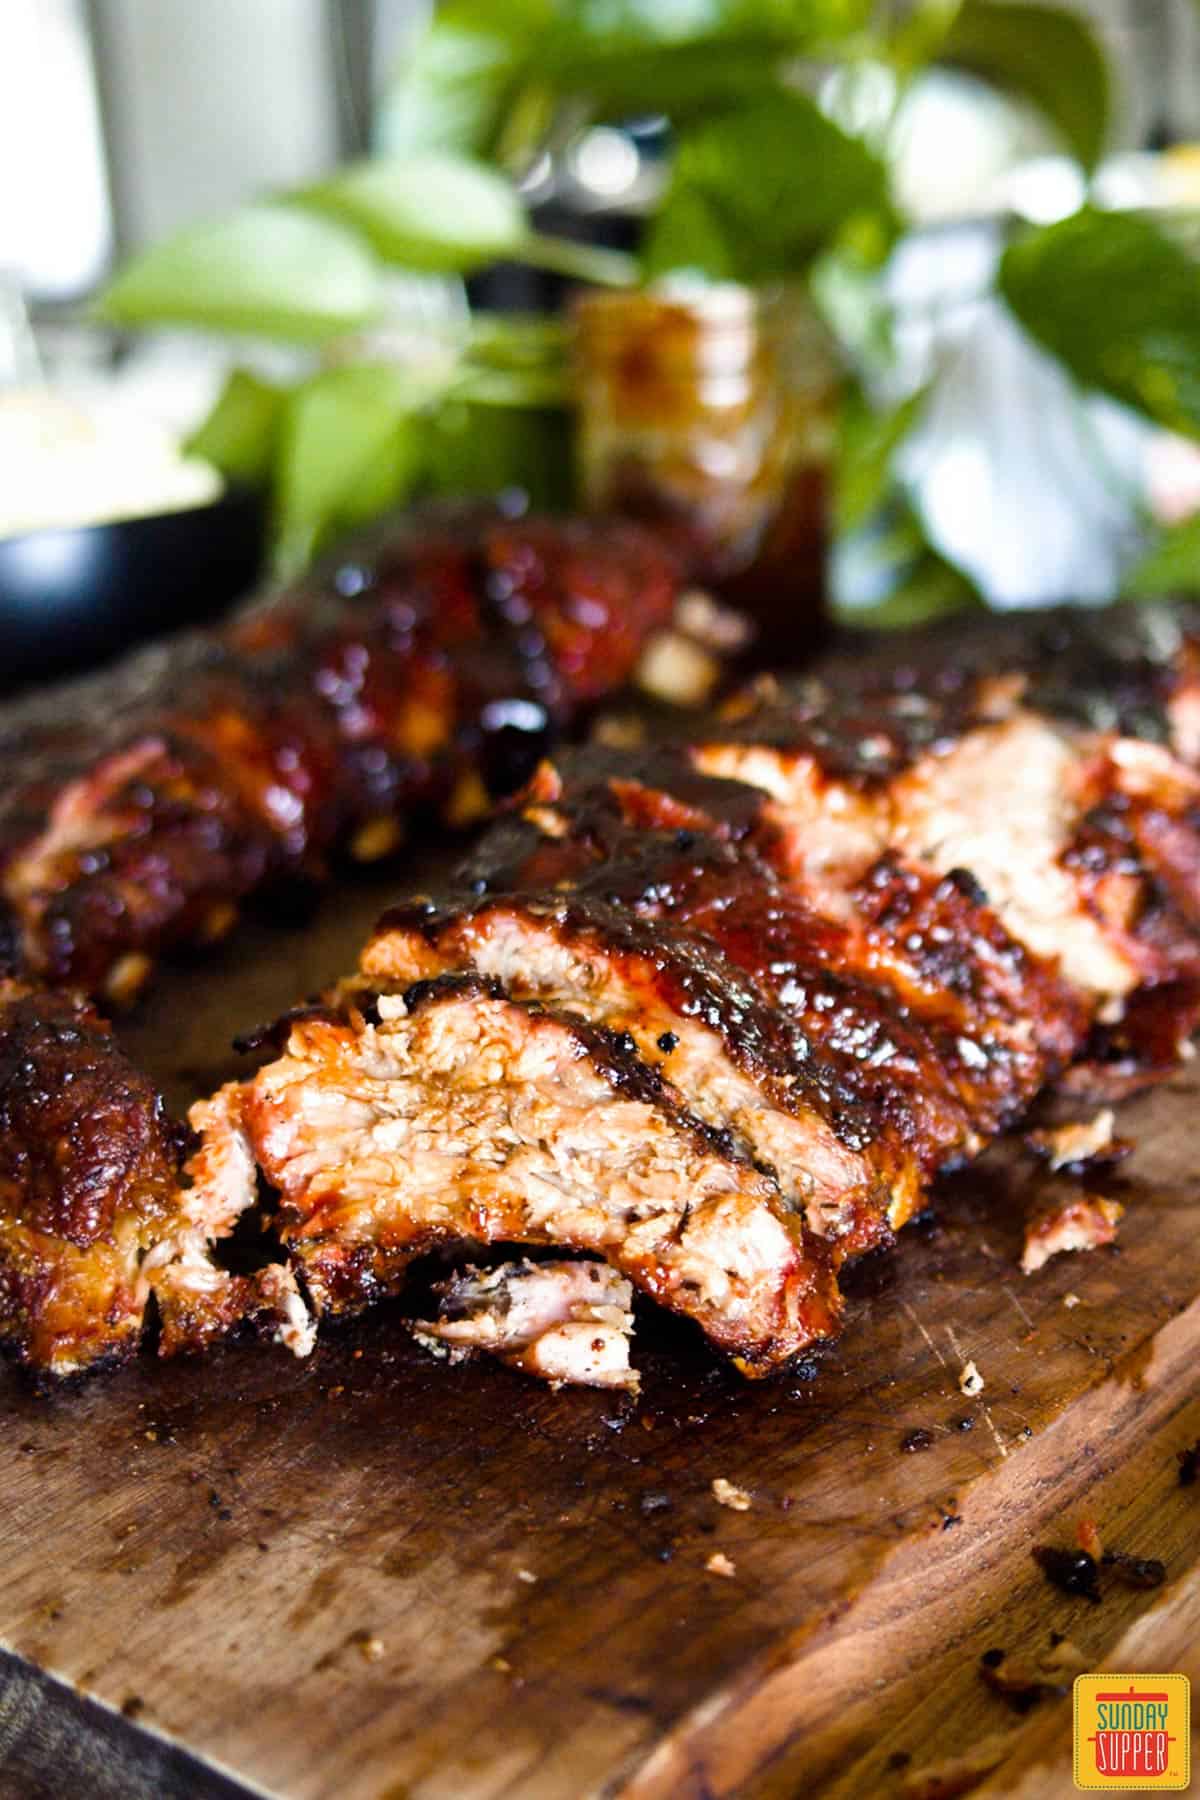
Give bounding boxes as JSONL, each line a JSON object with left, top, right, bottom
{"left": 888, "top": 0, "right": 965, "bottom": 73}
{"left": 810, "top": 240, "right": 898, "bottom": 375}
{"left": 940, "top": 1, "right": 1110, "bottom": 170}
{"left": 999, "top": 207, "right": 1200, "bottom": 439}
{"left": 298, "top": 154, "right": 528, "bottom": 275}
{"left": 427, "top": 309, "right": 574, "bottom": 507}
{"left": 644, "top": 93, "right": 892, "bottom": 283}
{"left": 97, "top": 206, "right": 382, "bottom": 343}
{"left": 845, "top": 553, "right": 983, "bottom": 628}
{"left": 302, "top": 151, "right": 634, "bottom": 285}
{"left": 545, "top": 40, "right": 794, "bottom": 121}
{"left": 377, "top": 1, "right": 553, "bottom": 159}
{"left": 184, "top": 369, "right": 286, "bottom": 488}
{"left": 1125, "top": 513, "right": 1200, "bottom": 598}
{"left": 539, "top": 1, "right": 875, "bottom": 122}
{"left": 547, "top": 0, "right": 874, "bottom": 65}
{"left": 380, "top": 0, "right": 875, "bottom": 158}
{"left": 274, "top": 365, "right": 431, "bottom": 573}
{"left": 426, "top": 392, "right": 574, "bottom": 510}
{"left": 638, "top": 187, "right": 741, "bottom": 282}
{"left": 465, "top": 310, "right": 568, "bottom": 365}
{"left": 379, "top": 24, "right": 518, "bottom": 156}
{"left": 459, "top": 312, "right": 570, "bottom": 407}
{"left": 834, "top": 384, "right": 929, "bottom": 534}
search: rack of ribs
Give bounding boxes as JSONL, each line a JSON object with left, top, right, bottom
{"left": 5, "top": 598, "right": 1200, "bottom": 1380}
{"left": 0, "top": 500, "right": 720, "bottom": 1007}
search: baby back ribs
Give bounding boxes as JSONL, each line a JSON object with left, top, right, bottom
{"left": 162, "top": 602, "right": 1200, "bottom": 1377}
{"left": 0, "top": 503, "right": 706, "bottom": 1004}
{"left": 7, "top": 600, "right": 1200, "bottom": 1380}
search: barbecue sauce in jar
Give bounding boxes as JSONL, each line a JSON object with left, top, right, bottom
{"left": 572, "top": 284, "right": 839, "bottom": 663}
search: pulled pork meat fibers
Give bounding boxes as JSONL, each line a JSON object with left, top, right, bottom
{"left": 6, "top": 600, "right": 1200, "bottom": 1382}
{"left": 413, "top": 1259, "right": 639, "bottom": 1391}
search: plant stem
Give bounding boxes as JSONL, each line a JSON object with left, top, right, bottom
{"left": 519, "top": 232, "right": 639, "bottom": 287}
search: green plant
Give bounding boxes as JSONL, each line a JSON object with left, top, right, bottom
{"left": 98, "top": 0, "right": 1200, "bottom": 609}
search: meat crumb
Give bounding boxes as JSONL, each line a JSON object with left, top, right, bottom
{"left": 673, "top": 586, "right": 752, "bottom": 653}
{"left": 705, "top": 1551, "right": 737, "bottom": 1579}
{"left": 978, "top": 1639, "right": 1086, "bottom": 1713}
{"left": 359, "top": 1635, "right": 385, "bottom": 1663}
{"left": 1026, "top": 1110, "right": 1127, "bottom": 1172}
{"left": 635, "top": 628, "right": 722, "bottom": 707}
{"left": 958, "top": 1361, "right": 984, "bottom": 1398}
{"left": 1021, "top": 1191, "right": 1123, "bottom": 1274}
{"left": 712, "top": 1477, "right": 752, "bottom": 1512}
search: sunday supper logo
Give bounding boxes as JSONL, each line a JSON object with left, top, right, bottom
{"left": 1074, "top": 1675, "right": 1191, "bottom": 1790}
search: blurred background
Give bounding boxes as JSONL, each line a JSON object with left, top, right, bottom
{"left": 8, "top": 3, "right": 1199, "bottom": 298}
{"left": 4, "top": 0, "right": 1200, "bottom": 679}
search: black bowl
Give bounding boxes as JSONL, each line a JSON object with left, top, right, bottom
{"left": 0, "top": 485, "right": 266, "bottom": 694}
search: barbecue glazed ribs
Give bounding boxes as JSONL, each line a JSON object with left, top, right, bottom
{"left": 6, "top": 600, "right": 1200, "bottom": 1380}
{"left": 0, "top": 979, "right": 310, "bottom": 1373}
{"left": 0, "top": 502, "right": 712, "bottom": 1005}
{"left": 0, "top": 980, "right": 180, "bottom": 1371}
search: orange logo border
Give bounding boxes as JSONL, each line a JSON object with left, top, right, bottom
{"left": 1074, "top": 1673, "right": 1191, "bottom": 1791}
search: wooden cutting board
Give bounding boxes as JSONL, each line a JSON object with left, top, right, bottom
{"left": 1, "top": 863, "right": 1199, "bottom": 1800}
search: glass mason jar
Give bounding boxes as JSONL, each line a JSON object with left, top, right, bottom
{"left": 572, "top": 283, "right": 840, "bottom": 659}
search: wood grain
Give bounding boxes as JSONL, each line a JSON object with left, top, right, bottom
{"left": 1, "top": 866, "right": 1198, "bottom": 1799}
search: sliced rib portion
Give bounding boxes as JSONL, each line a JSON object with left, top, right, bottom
{"left": 225, "top": 976, "right": 841, "bottom": 1373}
{"left": 0, "top": 980, "right": 180, "bottom": 1372}
{"left": 694, "top": 678, "right": 1200, "bottom": 1005}
{"left": 413, "top": 1258, "right": 638, "bottom": 1390}
{"left": 814, "top": 598, "right": 1200, "bottom": 766}
{"left": 366, "top": 894, "right": 920, "bottom": 1248}
{"left": 143, "top": 1084, "right": 314, "bottom": 1360}
{"left": 364, "top": 733, "right": 1088, "bottom": 1260}
{"left": 0, "top": 978, "right": 310, "bottom": 1373}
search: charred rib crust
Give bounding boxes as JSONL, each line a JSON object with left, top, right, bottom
{"left": 0, "top": 982, "right": 181, "bottom": 1370}
{"left": 818, "top": 600, "right": 1200, "bottom": 747}
{"left": 0, "top": 507, "right": 684, "bottom": 996}
{"left": 0, "top": 987, "right": 178, "bottom": 1250}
